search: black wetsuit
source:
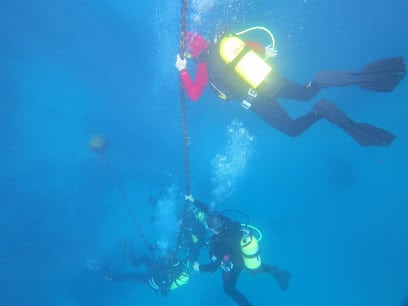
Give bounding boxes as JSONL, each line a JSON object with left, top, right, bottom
{"left": 195, "top": 200, "right": 288, "bottom": 306}
{"left": 200, "top": 220, "right": 252, "bottom": 306}
{"left": 200, "top": 41, "right": 322, "bottom": 137}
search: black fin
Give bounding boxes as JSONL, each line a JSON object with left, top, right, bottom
{"left": 343, "top": 122, "right": 395, "bottom": 147}
{"left": 315, "top": 57, "right": 406, "bottom": 92}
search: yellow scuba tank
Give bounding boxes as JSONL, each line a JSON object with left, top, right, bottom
{"left": 170, "top": 272, "right": 190, "bottom": 290}
{"left": 240, "top": 225, "right": 262, "bottom": 270}
{"left": 218, "top": 26, "right": 277, "bottom": 89}
{"left": 219, "top": 36, "right": 272, "bottom": 89}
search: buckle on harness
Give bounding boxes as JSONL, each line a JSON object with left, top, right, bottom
{"left": 241, "top": 100, "right": 252, "bottom": 109}
{"left": 241, "top": 88, "right": 258, "bottom": 110}
{"left": 247, "top": 88, "right": 258, "bottom": 98}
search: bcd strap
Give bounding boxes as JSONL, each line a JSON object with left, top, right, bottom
{"left": 241, "top": 88, "right": 258, "bottom": 109}
{"left": 243, "top": 252, "right": 260, "bottom": 259}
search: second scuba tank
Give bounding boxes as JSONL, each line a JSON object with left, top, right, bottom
{"left": 240, "top": 228, "right": 262, "bottom": 270}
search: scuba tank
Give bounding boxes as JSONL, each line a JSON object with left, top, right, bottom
{"left": 152, "top": 259, "right": 190, "bottom": 293}
{"left": 169, "top": 272, "right": 190, "bottom": 290}
{"left": 240, "top": 224, "right": 262, "bottom": 270}
{"left": 218, "top": 27, "right": 277, "bottom": 89}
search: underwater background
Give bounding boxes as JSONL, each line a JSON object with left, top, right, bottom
{"left": 1, "top": 0, "right": 407, "bottom": 305}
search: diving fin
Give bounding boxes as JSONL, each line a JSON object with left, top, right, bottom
{"left": 265, "top": 265, "right": 291, "bottom": 291}
{"left": 342, "top": 122, "right": 395, "bottom": 147}
{"left": 315, "top": 99, "right": 395, "bottom": 146}
{"left": 274, "top": 269, "right": 291, "bottom": 291}
{"left": 315, "top": 57, "right": 406, "bottom": 92}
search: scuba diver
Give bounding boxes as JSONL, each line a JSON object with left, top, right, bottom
{"left": 104, "top": 254, "right": 189, "bottom": 296}
{"left": 175, "top": 27, "right": 406, "bottom": 147}
{"left": 185, "top": 195, "right": 291, "bottom": 306}
{"left": 89, "top": 239, "right": 190, "bottom": 296}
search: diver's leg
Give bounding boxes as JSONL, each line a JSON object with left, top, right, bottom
{"left": 275, "top": 78, "right": 321, "bottom": 101}
{"left": 251, "top": 97, "right": 322, "bottom": 137}
{"left": 130, "top": 254, "right": 154, "bottom": 269}
{"left": 257, "top": 76, "right": 320, "bottom": 101}
{"left": 105, "top": 272, "right": 150, "bottom": 284}
{"left": 222, "top": 267, "right": 252, "bottom": 306}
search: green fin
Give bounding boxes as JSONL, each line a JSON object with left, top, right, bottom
{"left": 315, "top": 57, "right": 406, "bottom": 92}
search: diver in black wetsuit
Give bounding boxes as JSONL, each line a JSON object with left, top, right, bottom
{"left": 87, "top": 238, "right": 191, "bottom": 296}
{"left": 176, "top": 29, "right": 406, "bottom": 146}
{"left": 188, "top": 197, "right": 291, "bottom": 306}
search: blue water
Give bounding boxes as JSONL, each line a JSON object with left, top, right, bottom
{"left": 1, "top": 0, "right": 407, "bottom": 305}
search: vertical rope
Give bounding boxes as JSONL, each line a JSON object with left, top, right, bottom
{"left": 179, "top": 0, "right": 188, "bottom": 61}
{"left": 179, "top": 0, "right": 190, "bottom": 196}
{"left": 173, "top": 0, "right": 191, "bottom": 259}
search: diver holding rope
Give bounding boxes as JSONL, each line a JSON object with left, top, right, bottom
{"left": 175, "top": 27, "right": 405, "bottom": 147}
{"left": 185, "top": 195, "right": 291, "bottom": 306}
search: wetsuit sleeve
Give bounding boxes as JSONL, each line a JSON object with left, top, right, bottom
{"left": 199, "top": 256, "right": 222, "bottom": 273}
{"left": 180, "top": 61, "right": 208, "bottom": 101}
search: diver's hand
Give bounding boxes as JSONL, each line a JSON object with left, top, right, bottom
{"left": 175, "top": 54, "right": 187, "bottom": 71}
{"left": 185, "top": 194, "right": 195, "bottom": 203}
{"left": 265, "top": 44, "right": 278, "bottom": 58}
{"left": 193, "top": 261, "right": 200, "bottom": 272}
